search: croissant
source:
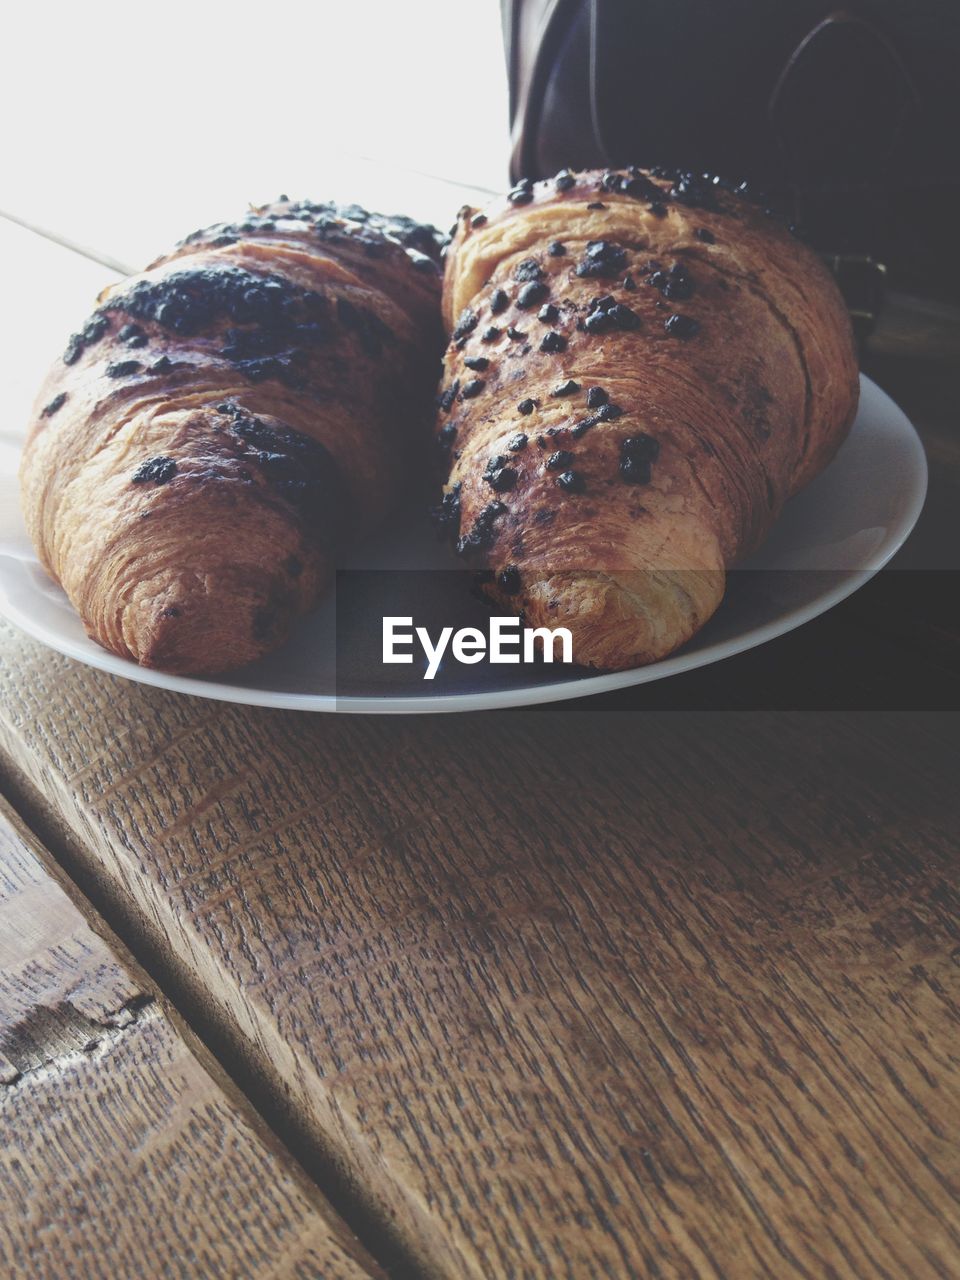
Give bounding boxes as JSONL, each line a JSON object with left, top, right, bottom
{"left": 20, "top": 199, "right": 443, "bottom": 674}
{"left": 435, "top": 167, "right": 859, "bottom": 669}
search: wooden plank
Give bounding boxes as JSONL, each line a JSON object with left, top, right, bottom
{"left": 0, "top": 794, "right": 383, "bottom": 1280}
{"left": 0, "top": 651, "right": 957, "bottom": 1278}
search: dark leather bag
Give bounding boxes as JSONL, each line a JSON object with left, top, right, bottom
{"left": 502, "top": 0, "right": 960, "bottom": 306}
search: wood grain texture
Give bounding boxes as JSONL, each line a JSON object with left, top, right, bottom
{"left": 0, "top": 641, "right": 957, "bottom": 1279}
{"left": 0, "top": 795, "right": 382, "bottom": 1280}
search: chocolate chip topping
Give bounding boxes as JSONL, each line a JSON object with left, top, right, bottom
{"left": 540, "top": 331, "right": 567, "bottom": 353}
{"left": 516, "top": 281, "right": 549, "bottom": 309}
{"left": 537, "top": 303, "right": 559, "bottom": 324}
{"left": 458, "top": 500, "right": 508, "bottom": 555}
{"left": 576, "top": 240, "right": 628, "bottom": 279}
{"left": 556, "top": 470, "right": 586, "bottom": 493}
{"left": 431, "top": 482, "right": 462, "bottom": 539}
{"left": 41, "top": 392, "right": 67, "bottom": 418}
{"left": 105, "top": 360, "right": 143, "bottom": 379}
{"left": 507, "top": 432, "right": 528, "bottom": 451}
{"left": 586, "top": 386, "right": 608, "bottom": 408}
{"left": 483, "top": 455, "right": 519, "bottom": 492}
{"left": 453, "top": 308, "right": 479, "bottom": 341}
{"left": 619, "top": 433, "right": 660, "bottom": 483}
{"left": 548, "top": 241, "right": 567, "bottom": 256}
{"left": 481, "top": 326, "right": 502, "bottom": 342}
{"left": 490, "top": 288, "right": 510, "bottom": 315}
{"left": 517, "top": 398, "right": 538, "bottom": 415}
{"left": 131, "top": 455, "right": 177, "bottom": 485}
{"left": 439, "top": 380, "right": 460, "bottom": 412}
{"left": 514, "top": 259, "right": 544, "bottom": 282}
{"left": 464, "top": 356, "right": 489, "bottom": 371}
{"left": 583, "top": 296, "right": 641, "bottom": 334}
{"left": 546, "top": 450, "right": 574, "bottom": 471}
{"left": 552, "top": 380, "right": 581, "bottom": 396}
{"left": 648, "top": 262, "right": 695, "bottom": 301}
{"left": 664, "top": 313, "right": 701, "bottom": 339}
{"left": 460, "top": 378, "right": 485, "bottom": 399}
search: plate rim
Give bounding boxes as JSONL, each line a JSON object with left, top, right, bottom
{"left": 0, "top": 374, "right": 928, "bottom": 714}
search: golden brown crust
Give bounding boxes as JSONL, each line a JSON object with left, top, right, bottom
{"left": 435, "top": 167, "right": 859, "bottom": 670}
{"left": 20, "top": 199, "right": 443, "bottom": 674}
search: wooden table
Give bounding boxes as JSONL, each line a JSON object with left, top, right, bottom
{"left": 1, "top": 172, "right": 958, "bottom": 1277}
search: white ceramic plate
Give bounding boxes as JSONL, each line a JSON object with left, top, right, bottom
{"left": 0, "top": 375, "right": 926, "bottom": 713}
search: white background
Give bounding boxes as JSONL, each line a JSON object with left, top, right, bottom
{"left": 0, "top": 0, "right": 510, "bottom": 269}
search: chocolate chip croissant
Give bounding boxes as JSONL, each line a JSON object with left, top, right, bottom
{"left": 20, "top": 200, "right": 443, "bottom": 674}
{"left": 435, "top": 167, "right": 860, "bottom": 670}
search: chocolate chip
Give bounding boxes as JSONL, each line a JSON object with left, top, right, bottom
{"left": 460, "top": 378, "right": 485, "bottom": 399}
{"left": 481, "top": 326, "right": 501, "bottom": 342}
{"left": 431, "top": 482, "right": 462, "bottom": 539}
{"left": 622, "top": 434, "right": 660, "bottom": 463}
{"left": 464, "top": 356, "right": 489, "bottom": 371}
{"left": 619, "top": 457, "right": 651, "bottom": 484}
{"left": 648, "top": 202, "right": 667, "bottom": 217}
{"left": 457, "top": 500, "right": 507, "bottom": 555}
{"left": 105, "top": 360, "right": 142, "bottom": 378}
{"left": 507, "top": 432, "right": 528, "bottom": 451}
{"left": 621, "top": 173, "right": 663, "bottom": 202}
{"left": 439, "top": 380, "right": 460, "bottom": 412}
{"left": 471, "top": 213, "right": 488, "bottom": 228}
{"left": 586, "top": 202, "right": 606, "bottom": 210}
{"left": 41, "top": 392, "right": 67, "bottom": 418}
{"left": 586, "top": 386, "right": 608, "bottom": 408}
{"left": 540, "top": 331, "right": 567, "bottom": 353}
{"left": 150, "top": 356, "right": 173, "bottom": 372}
{"left": 583, "top": 297, "right": 641, "bottom": 334}
{"left": 552, "top": 379, "right": 580, "bottom": 396}
{"left": 570, "top": 402, "right": 623, "bottom": 438}
{"left": 556, "top": 470, "right": 585, "bottom": 493}
{"left": 514, "top": 258, "right": 544, "bottom": 282}
{"left": 490, "top": 288, "right": 509, "bottom": 315}
{"left": 453, "top": 308, "right": 479, "bottom": 341}
{"left": 537, "top": 303, "right": 559, "bottom": 324}
{"left": 622, "top": 273, "right": 637, "bottom": 291}
{"left": 483, "top": 456, "right": 518, "bottom": 492}
{"left": 517, "top": 398, "right": 538, "bottom": 415}
{"left": 438, "top": 422, "right": 458, "bottom": 449}
{"left": 548, "top": 241, "right": 567, "bottom": 256}
{"left": 131, "top": 455, "right": 177, "bottom": 485}
{"left": 507, "top": 326, "right": 526, "bottom": 340}
{"left": 508, "top": 186, "right": 534, "bottom": 205}
{"left": 695, "top": 227, "right": 716, "bottom": 243}
{"left": 498, "top": 565, "right": 522, "bottom": 595}
{"left": 664, "top": 314, "right": 701, "bottom": 338}
{"left": 671, "top": 173, "right": 720, "bottom": 211}
{"left": 554, "top": 170, "right": 576, "bottom": 191}
{"left": 516, "top": 281, "right": 548, "bottom": 309}
{"left": 575, "top": 240, "right": 628, "bottom": 279}
{"left": 649, "top": 263, "right": 695, "bottom": 301}
{"left": 546, "top": 450, "right": 574, "bottom": 470}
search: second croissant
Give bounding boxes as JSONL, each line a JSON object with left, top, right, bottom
{"left": 435, "top": 167, "right": 860, "bottom": 670}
